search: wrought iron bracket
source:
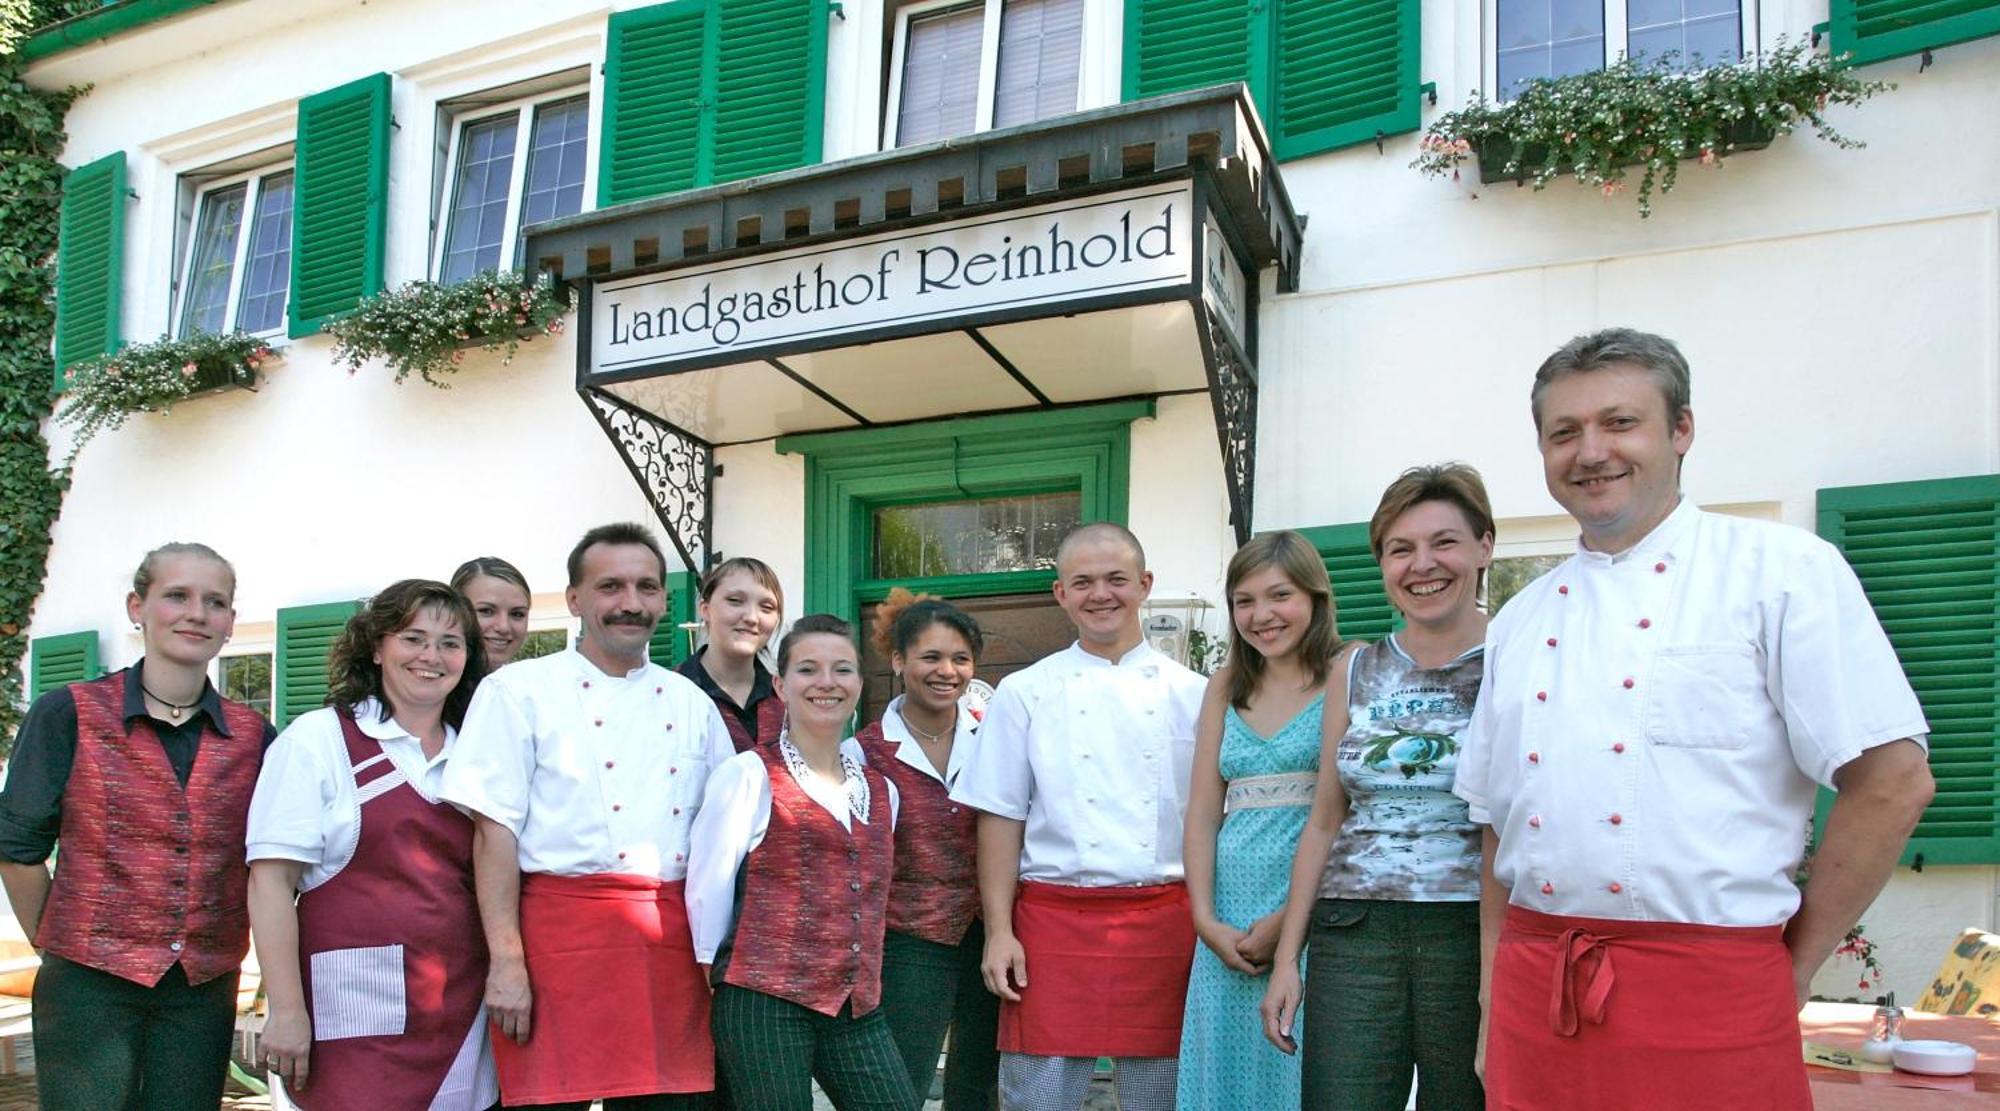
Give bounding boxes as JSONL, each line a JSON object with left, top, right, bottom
{"left": 1202, "top": 316, "right": 1258, "bottom": 546}
{"left": 581, "top": 388, "right": 716, "bottom": 572}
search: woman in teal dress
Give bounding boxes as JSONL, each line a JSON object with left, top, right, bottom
{"left": 1179, "top": 530, "right": 1352, "bottom": 1110}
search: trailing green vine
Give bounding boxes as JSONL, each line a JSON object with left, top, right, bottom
{"left": 0, "top": 2, "right": 87, "bottom": 746}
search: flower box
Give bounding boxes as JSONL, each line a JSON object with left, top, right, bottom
{"left": 1477, "top": 118, "right": 1777, "bottom": 185}
{"left": 184, "top": 356, "right": 261, "bottom": 396}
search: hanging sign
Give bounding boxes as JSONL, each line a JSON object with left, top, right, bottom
{"left": 590, "top": 182, "right": 1195, "bottom": 376}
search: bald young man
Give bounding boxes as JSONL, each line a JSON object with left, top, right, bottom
{"left": 950, "top": 523, "right": 1207, "bottom": 1110}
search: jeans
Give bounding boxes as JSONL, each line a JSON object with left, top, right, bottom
{"left": 32, "top": 953, "right": 239, "bottom": 1111}
{"left": 1300, "top": 898, "right": 1482, "bottom": 1111}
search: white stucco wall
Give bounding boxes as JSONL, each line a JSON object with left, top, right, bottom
{"left": 24, "top": 0, "right": 1998, "bottom": 1002}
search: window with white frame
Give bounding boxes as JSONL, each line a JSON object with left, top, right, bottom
{"left": 436, "top": 88, "right": 589, "bottom": 284}
{"left": 1492, "top": 0, "right": 1753, "bottom": 99}
{"left": 178, "top": 165, "right": 294, "bottom": 337}
{"left": 886, "top": 0, "right": 1083, "bottom": 148}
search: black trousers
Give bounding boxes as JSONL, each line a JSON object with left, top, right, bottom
{"left": 711, "top": 984, "right": 917, "bottom": 1111}
{"left": 32, "top": 952, "right": 239, "bottom": 1111}
{"left": 878, "top": 923, "right": 1000, "bottom": 1110}
{"left": 523, "top": 1096, "right": 707, "bottom": 1109}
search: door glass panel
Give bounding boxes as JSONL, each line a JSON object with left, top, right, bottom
{"left": 873, "top": 491, "right": 1082, "bottom": 578}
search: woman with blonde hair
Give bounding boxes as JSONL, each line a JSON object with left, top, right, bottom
{"left": 1262, "top": 464, "right": 1495, "bottom": 1111}
{"left": 1178, "top": 530, "right": 1348, "bottom": 1110}
{"left": 678, "top": 556, "right": 786, "bottom": 751}
{"left": 451, "top": 556, "right": 534, "bottom": 669}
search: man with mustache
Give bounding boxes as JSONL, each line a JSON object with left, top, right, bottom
{"left": 1457, "top": 329, "right": 1935, "bottom": 1110}
{"left": 441, "top": 523, "right": 736, "bottom": 1109}
{"left": 952, "top": 522, "right": 1207, "bottom": 1110}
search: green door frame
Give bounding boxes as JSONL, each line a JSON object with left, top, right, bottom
{"left": 776, "top": 401, "right": 1151, "bottom": 623}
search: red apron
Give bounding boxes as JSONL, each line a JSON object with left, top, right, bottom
{"left": 492, "top": 872, "right": 714, "bottom": 1102}
{"left": 1485, "top": 905, "right": 1811, "bottom": 1111}
{"left": 290, "top": 711, "right": 488, "bottom": 1110}
{"left": 997, "top": 880, "right": 1194, "bottom": 1058}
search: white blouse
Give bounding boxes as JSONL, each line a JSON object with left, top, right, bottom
{"left": 1456, "top": 500, "right": 1928, "bottom": 927}
{"left": 950, "top": 641, "right": 1206, "bottom": 887}
{"left": 438, "top": 649, "right": 737, "bottom": 881}
{"left": 685, "top": 738, "right": 900, "bottom": 964}
{"left": 876, "top": 692, "right": 980, "bottom": 788}
{"left": 246, "top": 698, "right": 453, "bottom": 890}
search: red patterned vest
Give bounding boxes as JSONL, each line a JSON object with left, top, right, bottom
{"left": 38, "top": 672, "right": 266, "bottom": 986}
{"left": 724, "top": 743, "right": 893, "bottom": 1016}
{"left": 856, "top": 722, "right": 979, "bottom": 947}
{"left": 720, "top": 696, "right": 784, "bottom": 754}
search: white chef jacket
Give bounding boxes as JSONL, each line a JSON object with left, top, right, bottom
{"left": 876, "top": 692, "right": 978, "bottom": 789}
{"left": 246, "top": 699, "right": 457, "bottom": 890}
{"left": 685, "top": 739, "right": 900, "bottom": 963}
{"left": 950, "top": 641, "right": 1206, "bottom": 887}
{"left": 438, "top": 648, "right": 736, "bottom": 881}
{"left": 1455, "top": 499, "right": 1928, "bottom": 927}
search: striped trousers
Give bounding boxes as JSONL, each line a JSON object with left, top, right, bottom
{"left": 711, "top": 984, "right": 918, "bottom": 1111}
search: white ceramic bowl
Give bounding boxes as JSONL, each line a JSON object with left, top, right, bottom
{"left": 1892, "top": 1039, "right": 1977, "bottom": 1076}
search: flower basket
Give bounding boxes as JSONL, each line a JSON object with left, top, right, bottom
{"left": 57, "top": 331, "right": 277, "bottom": 460}
{"left": 1413, "top": 40, "right": 1891, "bottom": 216}
{"left": 326, "top": 270, "right": 573, "bottom": 388}
{"left": 1476, "top": 118, "right": 1777, "bottom": 184}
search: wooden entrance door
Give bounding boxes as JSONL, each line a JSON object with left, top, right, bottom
{"left": 858, "top": 591, "right": 1073, "bottom": 722}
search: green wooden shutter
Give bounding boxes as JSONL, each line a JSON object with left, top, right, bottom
{"left": 53, "top": 152, "right": 127, "bottom": 386}
{"left": 274, "top": 600, "right": 361, "bottom": 728}
{"left": 600, "top": 0, "right": 827, "bottom": 208}
{"left": 1272, "top": 0, "right": 1420, "bottom": 159}
{"left": 711, "top": 0, "right": 827, "bottom": 183}
{"left": 29, "top": 631, "right": 99, "bottom": 699}
{"left": 601, "top": 0, "right": 710, "bottom": 205}
{"left": 289, "top": 73, "right": 391, "bottom": 338}
{"left": 1297, "top": 523, "right": 1397, "bottom": 642}
{"left": 1122, "top": 0, "right": 1258, "bottom": 103}
{"left": 1819, "top": 474, "right": 2000, "bottom": 865}
{"left": 1830, "top": 0, "right": 2000, "bottom": 66}
{"left": 649, "top": 570, "right": 701, "bottom": 668}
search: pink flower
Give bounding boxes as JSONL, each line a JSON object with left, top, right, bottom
{"left": 181, "top": 362, "right": 198, "bottom": 378}
{"left": 1454, "top": 138, "right": 1471, "bottom": 154}
{"left": 550, "top": 319, "right": 565, "bottom": 335}
{"left": 1699, "top": 148, "right": 1717, "bottom": 165}
{"left": 1600, "top": 182, "right": 1623, "bottom": 196}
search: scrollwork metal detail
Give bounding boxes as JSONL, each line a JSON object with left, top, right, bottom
{"left": 581, "top": 389, "right": 714, "bottom": 571}
{"left": 1205, "top": 319, "right": 1258, "bottom": 545}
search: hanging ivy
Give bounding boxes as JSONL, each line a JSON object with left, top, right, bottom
{"left": 1, "top": 2, "right": 89, "bottom": 745}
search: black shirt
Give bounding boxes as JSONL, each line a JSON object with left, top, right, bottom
{"left": 0, "top": 660, "right": 277, "bottom": 864}
{"left": 676, "top": 648, "right": 776, "bottom": 737}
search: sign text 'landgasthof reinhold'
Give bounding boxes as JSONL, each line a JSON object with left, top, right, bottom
{"left": 589, "top": 183, "right": 1195, "bottom": 375}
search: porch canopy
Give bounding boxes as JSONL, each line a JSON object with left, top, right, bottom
{"left": 523, "top": 85, "right": 1303, "bottom": 570}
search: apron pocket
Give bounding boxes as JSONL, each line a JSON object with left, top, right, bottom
{"left": 310, "top": 943, "right": 407, "bottom": 1040}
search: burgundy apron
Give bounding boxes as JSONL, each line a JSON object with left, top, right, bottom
{"left": 288, "top": 710, "right": 489, "bottom": 1109}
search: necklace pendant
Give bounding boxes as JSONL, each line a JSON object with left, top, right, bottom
{"left": 168, "top": 705, "right": 182, "bottom": 721}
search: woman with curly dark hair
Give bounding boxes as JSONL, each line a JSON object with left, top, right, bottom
{"left": 245, "top": 579, "right": 493, "bottom": 1109}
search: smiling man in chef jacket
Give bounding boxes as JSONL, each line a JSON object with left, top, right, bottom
{"left": 951, "top": 522, "right": 1207, "bottom": 1111}
{"left": 1457, "top": 328, "right": 1935, "bottom": 1110}
{"left": 441, "top": 522, "right": 737, "bottom": 1109}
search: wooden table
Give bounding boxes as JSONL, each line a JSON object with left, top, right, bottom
{"left": 1803, "top": 1001, "right": 2000, "bottom": 1109}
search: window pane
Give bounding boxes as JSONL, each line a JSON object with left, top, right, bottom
{"left": 1496, "top": 0, "right": 1604, "bottom": 99}
{"left": 1488, "top": 554, "right": 1566, "bottom": 614}
{"left": 895, "top": 4, "right": 984, "bottom": 147}
{"left": 181, "top": 183, "right": 247, "bottom": 336}
{"left": 520, "top": 95, "right": 589, "bottom": 230}
{"left": 218, "top": 653, "right": 274, "bottom": 719}
{"left": 441, "top": 113, "right": 520, "bottom": 284}
{"left": 993, "top": 0, "right": 1083, "bottom": 129}
{"left": 873, "top": 492, "right": 1082, "bottom": 579}
{"left": 1628, "top": 0, "right": 1741, "bottom": 68}
{"left": 236, "top": 171, "right": 294, "bottom": 334}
